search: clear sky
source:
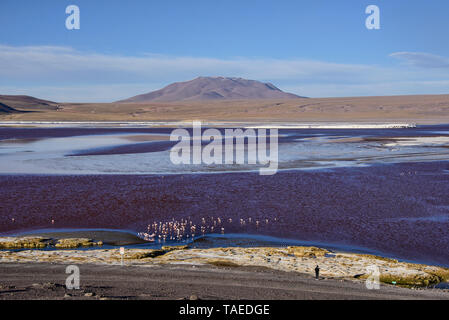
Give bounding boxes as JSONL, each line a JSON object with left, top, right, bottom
{"left": 1, "top": 0, "right": 448, "bottom": 102}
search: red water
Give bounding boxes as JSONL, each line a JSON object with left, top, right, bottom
{"left": 1, "top": 161, "right": 448, "bottom": 267}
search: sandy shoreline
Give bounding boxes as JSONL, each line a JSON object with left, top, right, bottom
{"left": 1, "top": 262, "right": 447, "bottom": 300}
{"left": 1, "top": 234, "right": 449, "bottom": 300}
{"left": 1, "top": 231, "right": 449, "bottom": 288}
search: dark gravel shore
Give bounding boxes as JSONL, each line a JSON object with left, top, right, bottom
{"left": 0, "top": 262, "right": 447, "bottom": 300}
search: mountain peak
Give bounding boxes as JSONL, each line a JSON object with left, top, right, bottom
{"left": 117, "top": 77, "right": 304, "bottom": 103}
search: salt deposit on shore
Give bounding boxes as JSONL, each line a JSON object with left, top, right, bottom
{"left": 244, "top": 123, "right": 417, "bottom": 129}
{"left": 384, "top": 136, "right": 449, "bottom": 147}
{"left": 0, "top": 121, "right": 417, "bottom": 129}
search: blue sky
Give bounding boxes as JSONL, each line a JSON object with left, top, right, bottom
{"left": 1, "top": 0, "right": 448, "bottom": 102}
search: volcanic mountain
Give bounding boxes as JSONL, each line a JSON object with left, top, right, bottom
{"left": 118, "top": 77, "right": 304, "bottom": 103}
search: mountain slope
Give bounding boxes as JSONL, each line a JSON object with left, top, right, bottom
{"left": 0, "top": 95, "right": 58, "bottom": 111}
{"left": 0, "top": 102, "right": 22, "bottom": 113}
{"left": 118, "top": 77, "right": 304, "bottom": 102}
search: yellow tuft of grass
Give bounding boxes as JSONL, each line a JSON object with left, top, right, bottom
{"left": 54, "top": 238, "right": 100, "bottom": 248}
{"left": 357, "top": 254, "right": 399, "bottom": 264}
{"left": 287, "top": 246, "right": 329, "bottom": 258}
{"left": 161, "top": 245, "right": 189, "bottom": 251}
{"left": 0, "top": 237, "right": 49, "bottom": 249}
{"left": 379, "top": 271, "right": 449, "bottom": 288}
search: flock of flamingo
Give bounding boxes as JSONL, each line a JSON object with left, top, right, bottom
{"left": 8, "top": 215, "right": 279, "bottom": 245}
{"left": 137, "top": 216, "right": 278, "bottom": 243}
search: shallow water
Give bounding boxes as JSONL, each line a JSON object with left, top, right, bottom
{"left": 0, "top": 125, "right": 448, "bottom": 174}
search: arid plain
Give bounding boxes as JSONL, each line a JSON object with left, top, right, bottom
{"left": 1, "top": 94, "right": 449, "bottom": 124}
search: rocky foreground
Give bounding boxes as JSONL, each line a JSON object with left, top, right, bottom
{"left": 1, "top": 236, "right": 449, "bottom": 289}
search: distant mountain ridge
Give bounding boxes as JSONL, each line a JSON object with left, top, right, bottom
{"left": 117, "top": 77, "right": 305, "bottom": 103}
{"left": 0, "top": 95, "right": 58, "bottom": 111}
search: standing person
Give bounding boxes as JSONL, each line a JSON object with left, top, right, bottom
{"left": 315, "top": 265, "right": 320, "bottom": 280}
